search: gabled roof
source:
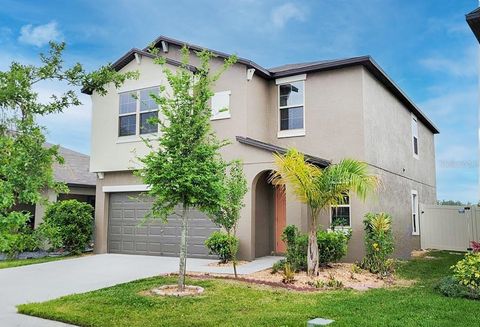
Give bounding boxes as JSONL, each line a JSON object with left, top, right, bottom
{"left": 467, "top": 7, "right": 480, "bottom": 42}
{"left": 236, "top": 136, "right": 330, "bottom": 168}
{"left": 85, "top": 35, "right": 439, "bottom": 134}
{"left": 46, "top": 143, "right": 96, "bottom": 187}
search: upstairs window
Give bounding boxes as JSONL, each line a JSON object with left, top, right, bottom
{"left": 276, "top": 75, "right": 306, "bottom": 138}
{"left": 139, "top": 87, "right": 159, "bottom": 135}
{"left": 119, "top": 92, "right": 137, "bottom": 137}
{"left": 330, "top": 195, "right": 350, "bottom": 228}
{"left": 412, "top": 115, "right": 419, "bottom": 158}
{"left": 211, "top": 91, "right": 231, "bottom": 120}
{"left": 118, "top": 87, "right": 159, "bottom": 137}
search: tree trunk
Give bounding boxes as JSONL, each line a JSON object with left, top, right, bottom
{"left": 178, "top": 204, "right": 188, "bottom": 291}
{"left": 307, "top": 210, "right": 319, "bottom": 276}
{"left": 231, "top": 229, "right": 238, "bottom": 278}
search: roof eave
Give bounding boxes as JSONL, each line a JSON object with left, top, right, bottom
{"left": 271, "top": 56, "right": 439, "bottom": 134}
{"left": 81, "top": 48, "right": 197, "bottom": 95}
{"left": 236, "top": 136, "right": 330, "bottom": 167}
{"left": 148, "top": 35, "right": 272, "bottom": 78}
{"left": 467, "top": 8, "right": 480, "bottom": 43}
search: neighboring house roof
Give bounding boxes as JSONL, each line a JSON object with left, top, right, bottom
{"left": 46, "top": 143, "right": 96, "bottom": 188}
{"left": 467, "top": 7, "right": 480, "bottom": 42}
{"left": 236, "top": 136, "right": 330, "bottom": 168}
{"left": 84, "top": 35, "right": 439, "bottom": 134}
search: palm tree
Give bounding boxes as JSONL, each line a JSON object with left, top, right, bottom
{"left": 270, "top": 149, "right": 379, "bottom": 276}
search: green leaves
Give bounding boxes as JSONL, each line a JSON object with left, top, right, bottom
{"left": 137, "top": 45, "right": 237, "bottom": 219}
{"left": 451, "top": 253, "right": 480, "bottom": 290}
{"left": 210, "top": 160, "right": 248, "bottom": 234}
{"left": 0, "top": 41, "right": 136, "bottom": 217}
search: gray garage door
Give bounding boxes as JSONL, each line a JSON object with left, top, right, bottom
{"left": 108, "top": 192, "right": 219, "bottom": 258}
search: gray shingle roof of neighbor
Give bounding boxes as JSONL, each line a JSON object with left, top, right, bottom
{"left": 46, "top": 143, "right": 96, "bottom": 187}
{"left": 236, "top": 136, "right": 330, "bottom": 168}
{"left": 83, "top": 35, "right": 439, "bottom": 134}
{"left": 466, "top": 7, "right": 480, "bottom": 42}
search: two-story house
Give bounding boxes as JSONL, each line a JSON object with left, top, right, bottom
{"left": 84, "top": 36, "right": 438, "bottom": 261}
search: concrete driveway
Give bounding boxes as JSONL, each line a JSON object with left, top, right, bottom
{"left": 0, "top": 254, "right": 278, "bottom": 326}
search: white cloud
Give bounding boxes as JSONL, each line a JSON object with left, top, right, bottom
{"left": 419, "top": 46, "right": 477, "bottom": 77}
{"left": 18, "top": 21, "right": 62, "bottom": 47}
{"left": 271, "top": 3, "right": 305, "bottom": 28}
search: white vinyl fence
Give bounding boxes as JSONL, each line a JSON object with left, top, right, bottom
{"left": 420, "top": 204, "right": 480, "bottom": 252}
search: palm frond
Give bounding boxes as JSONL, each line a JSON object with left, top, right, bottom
{"left": 270, "top": 149, "right": 321, "bottom": 207}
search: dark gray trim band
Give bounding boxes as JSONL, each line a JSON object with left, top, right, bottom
{"left": 236, "top": 136, "right": 330, "bottom": 168}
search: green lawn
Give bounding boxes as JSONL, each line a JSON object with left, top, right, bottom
{"left": 18, "top": 251, "right": 479, "bottom": 327}
{"left": 0, "top": 254, "right": 80, "bottom": 269}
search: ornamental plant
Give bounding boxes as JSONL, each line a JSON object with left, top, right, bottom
{"left": 451, "top": 252, "right": 480, "bottom": 290}
{"left": 361, "top": 212, "right": 394, "bottom": 276}
{"left": 271, "top": 149, "right": 379, "bottom": 276}
{"left": 209, "top": 160, "right": 248, "bottom": 277}
{"left": 205, "top": 231, "right": 239, "bottom": 263}
{"left": 136, "top": 46, "right": 237, "bottom": 291}
{"left": 40, "top": 200, "right": 94, "bottom": 254}
{"left": 280, "top": 225, "right": 351, "bottom": 271}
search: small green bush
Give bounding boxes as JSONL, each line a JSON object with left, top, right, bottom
{"left": 318, "top": 229, "right": 351, "bottom": 266}
{"left": 435, "top": 276, "right": 480, "bottom": 300}
{"left": 281, "top": 225, "right": 351, "bottom": 271}
{"left": 451, "top": 252, "right": 480, "bottom": 290}
{"left": 282, "top": 225, "right": 308, "bottom": 271}
{"left": 271, "top": 259, "right": 287, "bottom": 274}
{"left": 40, "top": 200, "right": 94, "bottom": 254}
{"left": 0, "top": 211, "right": 38, "bottom": 258}
{"left": 205, "top": 231, "right": 239, "bottom": 263}
{"left": 361, "top": 212, "right": 394, "bottom": 276}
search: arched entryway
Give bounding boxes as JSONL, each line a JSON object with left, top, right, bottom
{"left": 253, "top": 170, "right": 287, "bottom": 258}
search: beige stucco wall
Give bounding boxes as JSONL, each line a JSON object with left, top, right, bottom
{"left": 89, "top": 44, "right": 437, "bottom": 262}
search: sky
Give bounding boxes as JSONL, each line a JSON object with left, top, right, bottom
{"left": 0, "top": 0, "right": 478, "bottom": 203}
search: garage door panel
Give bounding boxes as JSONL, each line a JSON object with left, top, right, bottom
{"left": 108, "top": 192, "right": 219, "bottom": 258}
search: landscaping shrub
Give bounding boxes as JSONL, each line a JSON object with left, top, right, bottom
{"left": 470, "top": 241, "right": 480, "bottom": 253}
{"left": 40, "top": 200, "right": 94, "bottom": 254}
{"left": 271, "top": 259, "right": 287, "bottom": 274}
{"left": 435, "top": 276, "right": 480, "bottom": 300}
{"left": 318, "top": 229, "right": 351, "bottom": 266}
{"left": 0, "top": 211, "right": 38, "bottom": 258}
{"left": 205, "top": 231, "right": 239, "bottom": 263}
{"left": 281, "top": 225, "right": 350, "bottom": 271}
{"left": 361, "top": 212, "right": 394, "bottom": 276}
{"left": 282, "top": 225, "right": 308, "bottom": 271}
{"left": 451, "top": 252, "right": 480, "bottom": 290}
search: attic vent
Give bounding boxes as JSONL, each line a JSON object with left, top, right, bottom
{"left": 161, "top": 40, "right": 169, "bottom": 53}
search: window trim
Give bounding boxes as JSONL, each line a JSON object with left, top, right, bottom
{"left": 276, "top": 75, "right": 306, "bottom": 138}
{"left": 210, "top": 90, "right": 231, "bottom": 121}
{"left": 329, "top": 196, "right": 351, "bottom": 228}
{"left": 411, "top": 114, "right": 419, "bottom": 160}
{"left": 118, "top": 86, "right": 160, "bottom": 138}
{"left": 411, "top": 190, "right": 419, "bottom": 235}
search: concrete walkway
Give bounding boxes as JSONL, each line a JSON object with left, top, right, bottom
{"left": 0, "top": 254, "right": 280, "bottom": 326}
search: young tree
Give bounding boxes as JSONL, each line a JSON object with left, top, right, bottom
{"left": 0, "top": 42, "right": 137, "bottom": 219}
{"left": 271, "top": 149, "right": 379, "bottom": 276}
{"left": 210, "top": 160, "right": 248, "bottom": 277}
{"left": 137, "top": 47, "right": 236, "bottom": 291}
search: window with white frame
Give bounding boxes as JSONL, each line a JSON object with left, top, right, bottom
{"left": 118, "top": 87, "right": 159, "bottom": 137}
{"left": 278, "top": 80, "right": 304, "bottom": 133}
{"left": 330, "top": 195, "right": 350, "bottom": 228}
{"left": 211, "top": 91, "right": 231, "bottom": 120}
{"left": 412, "top": 115, "right": 419, "bottom": 158}
{"left": 411, "top": 190, "right": 419, "bottom": 235}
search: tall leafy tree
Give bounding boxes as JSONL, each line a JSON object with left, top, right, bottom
{"left": 0, "top": 41, "right": 137, "bottom": 220}
{"left": 271, "top": 149, "right": 379, "bottom": 276}
{"left": 210, "top": 160, "right": 248, "bottom": 277}
{"left": 137, "top": 47, "right": 236, "bottom": 291}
